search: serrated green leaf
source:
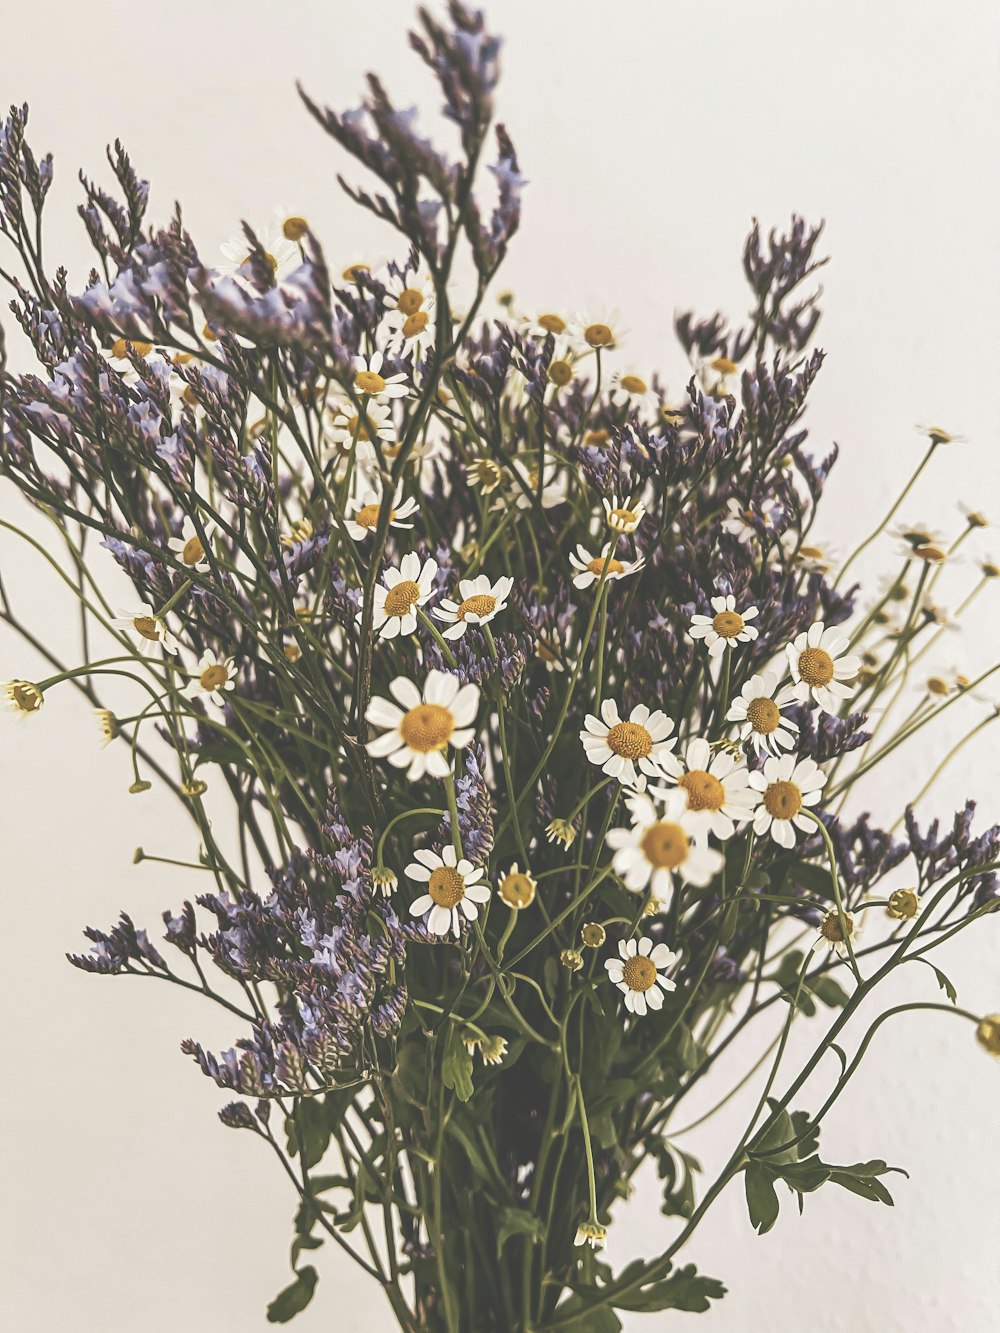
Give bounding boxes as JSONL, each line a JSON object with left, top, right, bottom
{"left": 744, "top": 1161, "right": 780, "bottom": 1234}
{"left": 930, "top": 963, "right": 958, "bottom": 1004}
{"left": 496, "top": 1205, "right": 544, "bottom": 1256}
{"left": 612, "top": 1264, "right": 727, "bottom": 1313}
{"left": 266, "top": 1266, "right": 318, "bottom": 1323}
{"left": 441, "top": 1022, "right": 474, "bottom": 1102}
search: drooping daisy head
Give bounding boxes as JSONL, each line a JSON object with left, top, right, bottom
{"left": 580, "top": 700, "right": 675, "bottom": 787}
{"left": 496, "top": 862, "right": 537, "bottom": 910}
{"left": 366, "top": 553, "right": 438, "bottom": 640}
{"left": 726, "top": 670, "right": 800, "bottom": 756}
{"left": 432, "top": 574, "right": 514, "bottom": 641}
{"left": 886, "top": 888, "right": 920, "bottom": 921}
{"left": 653, "top": 737, "right": 758, "bottom": 842}
{"left": 405, "top": 844, "right": 490, "bottom": 938}
{"left": 786, "top": 622, "right": 861, "bottom": 713}
{"left": 606, "top": 789, "right": 723, "bottom": 900}
{"left": 602, "top": 493, "right": 645, "bottom": 535}
{"left": 574, "top": 1221, "right": 607, "bottom": 1249}
{"left": 816, "top": 908, "right": 861, "bottom": 958}
{"left": 604, "top": 936, "right": 680, "bottom": 1017}
{"left": 748, "top": 754, "right": 827, "bottom": 848}
{"left": 113, "top": 605, "right": 178, "bottom": 656}
{"left": 352, "top": 349, "right": 409, "bottom": 402}
{"left": 184, "top": 651, "right": 238, "bottom": 706}
{"left": 569, "top": 542, "right": 645, "bottom": 591}
{"left": 3, "top": 679, "right": 44, "bottom": 719}
{"left": 365, "top": 669, "right": 480, "bottom": 780}
{"left": 465, "top": 457, "right": 505, "bottom": 494}
{"left": 167, "top": 515, "right": 212, "bottom": 572}
{"left": 689, "top": 594, "right": 759, "bottom": 657}
{"left": 344, "top": 485, "right": 419, "bottom": 542}
{"left": 975, "top": 1015, "right": 1000, "bottom": 1058}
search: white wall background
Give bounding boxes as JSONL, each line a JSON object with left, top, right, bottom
{"left": 1, "top": 2, "right": 998, "bottom": 1329}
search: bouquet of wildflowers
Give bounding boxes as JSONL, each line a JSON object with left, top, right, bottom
{"left": 2, "top": 5, "right": 998, "bottom": 1330}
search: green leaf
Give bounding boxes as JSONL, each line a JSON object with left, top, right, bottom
{"left": 613, "top": 1264, "right": 726, "bottom": 1314}
{"left": 810, "top": 975, "right": 849, "bottom": 1008}
{"left": 266, "top": 1266, "right": 318, "bottom": 1323}
{"left": 496, "top": 1205, "right": 544, "bottom": 1256}
{"left": 929, "top": 963, "right": 958, "bottom": 1005}
{"left": 751, "top": 1108, "right": 798, "bottom": 1166}
{"left": 774, "top": 1156, "right": 831, "bottom": 1194}
{"left": 744, "top": 1161, "right": 780, "bottom": 1234}
{"left": 284, "top": 1097, "right": 330, "bottom": 1170}
{"left": 391, "top": 1038, "right": 428, "bottom": 1108}
{"left": 441, "top": 1022, "right": 474, "bottom": 1103}
{"left": 543, "top": 1296, "right": 622, "bottom": 1332}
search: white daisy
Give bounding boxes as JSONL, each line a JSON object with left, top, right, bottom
{"left": 365, "top": 669, "right": 480, "bottom": 780}
{"left": 405, "top": 845, "right": 490, "bottom": 938}
{"left": 606, "top": 789, "right": 723, "bottom": 897}
{"left": 653, "top": 738, "right": 758, "bottom": 841}
{"left": 328, "top": 399, "right": 397, "bottom": 458}
{"left": 816, "top": 908, "right": 862, "bottom": 958}
{"left": 603, "top": 494, "right": 645, "bottom": 535}
{"left": 105, "top": 336, "right": 166, "bottom": 385}
{"left": 433, "top": 574, "right": 514, "bottom": 641}
{"left": 689, "top": 595, "right": 759, "bottom": 657}
{"left": 609, "top": 369, "right": 657, "bottom": 414}
{"left": 699, "top": 353, "right": 740, "bottom": 396}
{"left": 167, "top": 515, "right": 212, "bottom": 573}
{"left": 580, "top": 701, "right": 675, "bottom": 787}
{"left": 219, "top": 216, "right": 297, "bottom": 285}
{"left": 383, "top": 297, "right": 435, "bottom": 362}
{"left": 786, "top": 622, "right": 861, "bottom": 713}
{"left": 508, "top": 458, "right": 566, "bottom": 511}
{"left": 352, "top": 350, "right": 409, "bottom": 402}
{"left": 2, "top": 680, "right": 44, "bottom": 719}
{"left": 748, "top": 754, "right": 827, "bottom": 849}
{"left": 569, "top": 542, "right": 645, "bottom": 591}
{"left": 726, "top": 671, "right": 800, "bottom": 756}
{"left": 465, "top": 458, "right": 506, "bottom": 494}
{"left": 113, "top": 604, "right": 178, "bottom": 656}
{"left": 604, "top": 936, "right": 680, "bottom": 1017}
{"left": 574, "top": 309, "right": 625, "bottom": 351}
{"left": 378, "top": 265, "right": 435, "bottom": 317}
{"left": 781, "top": 534, "right": 838, "bottom": 575}
{"left": 361, "top": 553, "right": 438, "bottom": 640}
{"left": 184, "top": 650, "right": 237, "bottom": 706}
{"left": 344, "top": 485, "right": 419, "bottom": 542}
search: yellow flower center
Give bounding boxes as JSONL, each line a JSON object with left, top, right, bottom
{"left": 133, "top": 615, "right": 161, "bottom": 642}
{"left": 283, "top": 216, "right": 308, "bottom": 240}
{"left": 181, "top": 535, "right": 205, "bottom": 566}
{"left": 396, "top": 287, "right": 424, "bottom": 315}
{"left": 111, "top": 338, "right": 153, "bottom": 359}
{"left": 712, "top": 610, "right": 745, "bottom": 638}
{"left": 798, "top": 647, "right": 835, "bottom": 687}
{"left": 584, "top": 322, "right": 614, "bottom": 348}
{"left": 383, "top": 580, "right": 422, "bottom": 617}
{"left": 619, "top": 374, "right": 648, "bottom": 395}
{"left": 927, "top": 676, "right": 950, "bottom": 697}
{"left": 608, "top": 507, "right": 638, "bottom": 529}
{"left": 622, "top": 955, "right": 657, "bottom": 992}
{"left": 678, "top": 769, "right": 726, "bottom": 811}
{"left": 585, "top": 428, "right": 611, "bottom": 448}
{"left": 10, "top": 682, "right": 42, "bottom": 713}
{"left": 586, "top": 556, "right": 624, "bottom": 576}
{"left": 746, "top": 696, "right": 780, "bottom": 734}
{"left": 356, "top": 503, "right": 394, "bottom": 530}
{"left": 887, "top": 888, "right": 920, "bottom": 920}
{"left": 548, "top": 358, "right": 574, "bottom": 386}
{"left": 342, "top": 263, "right": 370, "bottom": 282}
{"left": 458, "top": 594, "right": 497, "bottom": 621}
{"left": 537, "top": 641, "right": 558, "bottom": 663}
{"left": 538, "top": 313, "right": 566, "bottom": 334}
{"left": 975, "top": 1015, "right": 1000, "bottom": 1056}
{"left": 402, "top": 310, "right": 429, "bottom": 338}
{"left": 640, "top": 820, "right": 689, "bottom": 868}
{"left": 820, "top": 911, "right": 854, "bottom": 944}
{"left": 200, "top": 664, "right": 230, "bottom": 690}
{"left": 711, "top": 356, "right": 737, "bottom": 375}
{"left": 355, "top": 369, "right": 387, "bottom": 395}
{"left": 763, "top": 780, "right": 802, "bottom": 820}
{"left": 337, "top": 414, "right": 371, "bottom": 444}
{"left": 580, "top": 922, "right": 606, "bottom": 948}
{"left": 798, "top": 544, "right": 827, "bottom": 563}
{"left": 499, "top": 872, "right": 536, "bottom": 909}
{"left": 606, "top": 721, "right": 653, "bottom": 760}
{"left": 399, "top": 702, "right": 454, "bottom": 753}
{"left": 926, "top": 427, "right": 953, "bottom": 446}
{"left": 284, "top": 642, "right": 302, "bottom": 663}
{"left": 915, "top": 542, "right": 946, "bottom": 563}
{"left": 427, "top": 865, "right": 466, "bottom": 909}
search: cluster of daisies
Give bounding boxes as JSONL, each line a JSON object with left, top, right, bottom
{"left": 358, "top": 563, "right": 862, "bottom": 1019}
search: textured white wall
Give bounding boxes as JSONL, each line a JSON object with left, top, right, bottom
{"left": 1, "top": 2, "right": 998, "bottom": 1329}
